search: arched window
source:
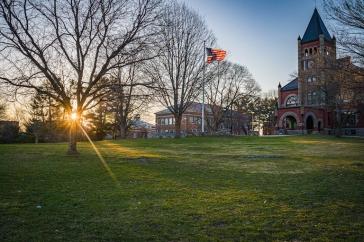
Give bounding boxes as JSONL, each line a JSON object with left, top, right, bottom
{"left": 286, "top": 95, "right": 298, "bottom": 107}
{"left": 307, "top": 76, "right": 317, "bottom": 83}
{"left": 305, "top": 49, "right": 308, "bottom": 56}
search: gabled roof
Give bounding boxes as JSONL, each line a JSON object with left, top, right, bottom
{"left": 155, "top": 102, "right": 248, "bottom": 117}
{"left": 281, "top": 78, "right": 298, "bottom": 91}
{"left": 301, "top": 8, "right": 332, "bottom": 44}
{"left": 155, "top": 102, "right": 212, "bottom": 115}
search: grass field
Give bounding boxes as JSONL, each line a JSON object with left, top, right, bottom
{"left": 1, "top": 136, "right": 364, "bottom": 241}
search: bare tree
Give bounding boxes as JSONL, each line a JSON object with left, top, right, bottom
{"left": 145, "top": 0, "right": 214, "bottom": 138}
{"left": 0, "top": 0, "right": 161, "bottom": 154}
{"left": 109, "top": 64, "right": 154, "bottom": 139}
{"left": 252, "top": 96, "right": 277, "bottom": 135}
{"left": 205, "top": 61, "right": 257, "bottom": 133}
{"left": 324, "top": 0, "right": 364, "bottom": 65}
{"left": 0, "top": 101, "right": 6, "bottom": 119}
{"left": 303, "top": 40, "right": 364, "bottom": 136}
{"left": 321, "top": 58, "right": 363, "bottom": 136}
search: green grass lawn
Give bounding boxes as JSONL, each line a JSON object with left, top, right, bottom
{"left": 1, "top": 136, "right": 364, "bottom": 241}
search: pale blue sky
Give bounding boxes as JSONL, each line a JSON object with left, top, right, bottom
{"left": 181, "top": 0, "right": 334, "bottom": 92}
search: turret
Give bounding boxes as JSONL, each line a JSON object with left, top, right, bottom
{"left": 278, "top": 82, "right": 282, "bottom": 108}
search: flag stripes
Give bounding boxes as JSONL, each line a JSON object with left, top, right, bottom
{"left": 206, "top": 48, "right": 226, "bottom": 63}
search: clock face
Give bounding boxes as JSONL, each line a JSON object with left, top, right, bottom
{"left": 286, "top": 95, "right": 297, "bottom": 107}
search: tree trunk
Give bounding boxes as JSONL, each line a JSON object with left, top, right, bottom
{"left": 175, "top": 116, "right": 182, "bottom": 138}
{"left": 67, "top": 120, "right": 79, "bottom": 155}
{"left": 120, "top": 125, "right": 127, "bottom": 139}
{"left": 119, "top": 120, "right": 128, "bottom": 139}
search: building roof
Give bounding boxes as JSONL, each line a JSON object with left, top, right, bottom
{"left": 155, "top": 102, "right": 247, "bottom": 118}
{"left": 155, "top": 108, "right": 172, "bottom": 115}
{"left": 155, "top": 102, "right": 213, "bottom": 115}
{"left": 281, "top": 78, "right": 298, "bottom": 91}
{"left": 301, "top": 8, "right": 332, "bottom": 44}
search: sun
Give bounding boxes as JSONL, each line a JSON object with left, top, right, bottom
{"left": 70, "top": 112, "right": 78, "bottom": 121}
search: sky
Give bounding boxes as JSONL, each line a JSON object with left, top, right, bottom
{"left": 180, "top": 0, "right": 334, "bottom": 92}
{"left": 5, "top": 0, "right": 337, "bottom": 124}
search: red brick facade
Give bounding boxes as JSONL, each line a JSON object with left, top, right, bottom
{"left": 155, "top": 103, "right": 250, "bottom": 136}
{"left": 276, "top": 9, "right": 364, "bottom": 135}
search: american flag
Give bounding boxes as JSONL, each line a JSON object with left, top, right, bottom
{"left": 206, "top": 48, "right": 226, "bottom": 63}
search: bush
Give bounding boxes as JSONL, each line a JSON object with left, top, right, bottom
{"left": 0, "top": 122, "right": 19, "bottom": 143}
{"left": 15, "top": 132, "right": 35, "bottom": 143}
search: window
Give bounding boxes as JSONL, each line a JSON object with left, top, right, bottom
{"left": 305, "top": 49, "right": 308, "bottom": 56}
{"left": 313, "top": 92, "right": 317, "bottom": 104}
{"left": 342, "top": 112, "right": 356, "bottom": 128}
{"left": 318, "top": 90, "right": 326, "bottom": 105}
{"left": 286, "top": 95, "right": 298, "bottom": 107}
{"left": 307, "top": 92, "right": 312, "bottom": 105}
{"left": 303, "top": 60, "right": 308, "bottom": 70}
{"left": 189, "top": 116, "right": 194, "bottom": 123}
{"left": 314, "top": 47, "right": 317, "bottom": 54}
{"left": 308, "top": 92, "right": 317, "bottom": 105}
{"left": 190, "top": 116, "right": 201, "bottom": 124}
{"left": 307, "top": 76, "right": 317, "bottom": 83}
{"left": 309, "top": 48, "right": 312, "bottom": 55}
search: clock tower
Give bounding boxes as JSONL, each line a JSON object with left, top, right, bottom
{"left": 297, "top": 8, "right": 336, "bottom": 107}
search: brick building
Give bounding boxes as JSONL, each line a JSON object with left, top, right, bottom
{"left": 276, "top": 9, "right": 364, "bottom": 135}
{"left": 155, "top": 102, "right": 250, "bottom": 137}
{"left": 128, "top": 117, "right": 155, "bottom": 138}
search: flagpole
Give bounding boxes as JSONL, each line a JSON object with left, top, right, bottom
{"left": 202, "top": 40, "right": 206, "bottom": 134}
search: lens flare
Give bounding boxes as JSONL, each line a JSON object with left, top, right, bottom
{"left": 70, "top": 112, "right": 78, "bottom": 120}
{"left": 77, "top": 123, "right": 118, "bottom": 185}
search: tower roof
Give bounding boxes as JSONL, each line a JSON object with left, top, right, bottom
{"left": 301, "top": 8, "right": 332, "bottom": 44}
